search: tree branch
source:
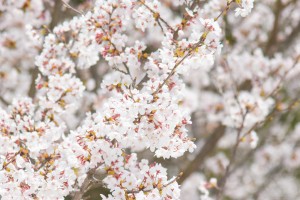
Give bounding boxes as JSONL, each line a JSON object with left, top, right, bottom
{"left": 178, "top": 125, "right": 225, "bottom": 184}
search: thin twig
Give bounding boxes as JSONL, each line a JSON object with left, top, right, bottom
{"left": 216, "top": 110, "right": 248, "bottom": 200}
{"left": 127, "top": 173, "right": 182, "bottom": 194}
{"left": 266, "top": 54, "right": 300, "bottom": 98}
{"left": 172, "top": 0, "right": 200, "bottom": 40}
{"left": 137, "top": 0, "right": 175, "bottom": 32}
{"left": 151, "top": 32, "right": 208, "bottom": 96}
{"left": 61, "top": 0, "right": 84, "bottom": 16}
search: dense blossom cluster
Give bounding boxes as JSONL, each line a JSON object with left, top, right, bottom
{"left": 1, "top": 0, "right": 300, "bottom": 199}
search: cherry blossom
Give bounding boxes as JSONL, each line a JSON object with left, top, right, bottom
{"left": 2, "top": 0, "right": 300, "bottom": 199}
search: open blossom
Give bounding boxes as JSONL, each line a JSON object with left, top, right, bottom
{"left": 249, "top": 130, "right": 259, "bottom": 148}
{"left": 132, "top": 0, "right": 161, "bottom": 32}
{"left": 198, "top": 178, "right": 218, "bottom": 200}
{"left": 222, "top": 91, "right": 274, "bottom": 128}
{"left": 235, "top": 0, "right": 255, "bottom": 17}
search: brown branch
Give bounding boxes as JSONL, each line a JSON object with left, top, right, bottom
{"left": 277, "top": 19, "right": 300, "bottom": 52}
{"left": 264, "top": 0, "right": 283, "bottom": 56}
{"left": 178, "top": 125, "right": 225, "bottom": 184}
{"left": 214, "top": 1, "right": 233, "bottom": 22}
{"left": 49, "top": 0, "right": 64, "bottom": 30}
{"left": 72, "top": 167, "right": 99, "bottom": 200}
{"left": 28, "top": 68, "right": 39, "bottom": 98}
{"left": 0, "top": 95, "right": 9, "bottom": 106}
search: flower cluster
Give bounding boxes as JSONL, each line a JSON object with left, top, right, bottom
{"left": 2, "top": 0, "right": 300, "bottom": 199}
